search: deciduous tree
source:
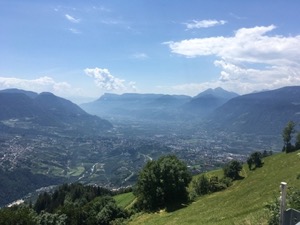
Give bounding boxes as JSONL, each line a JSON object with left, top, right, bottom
{"left": 223, "top": 160, "right": 242, "bottom": 180}
{"left": 282, "top": 121, "right": 296, "bottom": 153}
{"left": 134, "top": 155, "right": 192, "bottom": 211}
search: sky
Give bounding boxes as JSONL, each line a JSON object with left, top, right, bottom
{"left": 1, "top": 0, "right": 300, "bottom": 103}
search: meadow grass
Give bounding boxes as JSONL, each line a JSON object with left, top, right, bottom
{"left": 114, "top": 192, "right": 135, "bottom": 209}
{"left": 127, "top": 150, "right": 300, "bottom": 225}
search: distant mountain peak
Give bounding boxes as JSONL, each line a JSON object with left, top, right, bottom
{"left": 194, "top": 87, "right": 239, "bottom": 99}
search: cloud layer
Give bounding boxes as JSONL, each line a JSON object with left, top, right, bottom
{"left": 167, "top": 25, "right": 300, "bottom": 94}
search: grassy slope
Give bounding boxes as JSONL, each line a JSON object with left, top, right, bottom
{"left": 114, "top": 192, "right": 135, "bottom": 209}
{"left": 127, "top": 151, "right": 300, "bottom": 225}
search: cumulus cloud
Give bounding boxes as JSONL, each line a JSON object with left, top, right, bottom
{"left": 65, "top": 14, "right": 80, "bottom": 23}
{"left": 184, "top": 19, "right": 227, "bottom": 29}
{"left": 166, "top": 25, "right": 300, "bottom": 93}
{"left": 84, "top": 67, "right": 136, "bottom": 92}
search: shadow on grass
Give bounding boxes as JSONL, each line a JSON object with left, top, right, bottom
{"left": 249, "top": 162, "right": 265, "bottom": 171}
{"left": 235, "top": 175, "right": 245, "bottom": 180}
{"left": 165, "top": 201, "right": 189, "bottom": 212}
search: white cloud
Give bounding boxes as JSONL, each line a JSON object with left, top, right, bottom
{"left": 184, "top": 19, "right": 227, "bottom": 29}
{"left": 84, "top": 67, "right": 136, "bottom": 92}
{"left": 0, "top": 76, "right": 75, "bottom": 96}
{"left": 166, "top": 25, "right": 300, "bottom": 93}
{"left": 65, "top": 14, "right": 80, "bottom": 23}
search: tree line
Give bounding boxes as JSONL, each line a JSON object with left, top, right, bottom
{"left": 0, "top": 183, "right": 129, "bottom": 225}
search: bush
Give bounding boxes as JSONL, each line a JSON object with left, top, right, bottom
{"left": 223, "top": 160, "right": 242, "bottom": 180}
{"left": 266, "top": 187, "right": 300, "bottom": 225}
{"left": 191, "top": 175, "right": 232, "bottom": 198}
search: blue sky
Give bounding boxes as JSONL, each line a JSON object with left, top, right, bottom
{"left": 1, "top": 0, "right": 300, "bottom": 103}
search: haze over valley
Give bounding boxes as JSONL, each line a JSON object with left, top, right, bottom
{"left": 1, "top": 86, "right": 299, "bottom": 206}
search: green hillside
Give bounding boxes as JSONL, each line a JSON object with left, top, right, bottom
{"left": 126, "top": 150, "right": 300, "bottom": 225}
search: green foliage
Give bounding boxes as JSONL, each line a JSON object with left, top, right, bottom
{"left": 34, "top": 183, "right": 112, "bottom": 213}
{"left": 27, "top": 183, "right": 129, "bottom": 225}
{"left": 0, "top": 205, "right": 38, "bottom": 225}
{"left": 191, "top": 174, "right": 232, "bottom": 199}
{"left": 247, "top": 151, "right": 263, "bottom": 170}
{"left": 282, "top": 121, "right": 296, "bottom": 153}
{"left": 192, "top": 174, "right": 210, "bottom": 196}
{"left": 223, "top": 160, "right": 242, "bottom": 180}
{"left": 289, "top": 188, "right": 300, "bottom": 210}
{"left": 295, "top": 132, "right": 300, "bottom": 150}
{"left": 266, "top": 187, "right": 300, "bottom": 225}
{"left": 208, "top": 176, "right": 227, "bottom": 193}
{"left": 127, "top": 151, "right": 300, "bottom": 225}
{"left": 265, "top": 197, "right": 280, "bottom": 225}
{"left": 134, "top": 155, "right": 192, "bottom": 211}
{"left": 36, "top": 212, "right": 67, "bottom": 225}
{"left": 80, "top": 196, "right": 128, "bottom": 225}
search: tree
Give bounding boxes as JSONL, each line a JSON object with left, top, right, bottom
{"left": 282, "top": 121, "right": 296, "bottom": 153}
{"left": 247, "top": 151, "right": 263, "bottom": 170}
{"left": 192, "top": 174, "right": 210, "bottom": 196}
{"left": 209, "top": 176, "right": 227, "bottom": 192}
{"left": 223, "top": 160, "right": 242, "bottom": 180}
{"left": 247, "top": 157, "right": 253, "bottom": 170}
{"left": 191, "top": 174, "right": 232, "bottom": 199}
{"left": 134, "top": 155, "right": 192, "bottom": 211}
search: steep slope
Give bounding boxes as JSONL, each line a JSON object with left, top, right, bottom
{"left": 128, "top": 150, "right": 300, "bottom": 225}
{"left": 207, "top": 86, "right": 300, "bottom": 135}
{"left": 0, "top": 89, "right": 112, "bottom": 132}
{"left": 0, "top": 92, "right": 39, "bottom": 120}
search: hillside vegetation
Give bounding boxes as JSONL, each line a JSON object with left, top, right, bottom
{"left": 127, "top": 150, "right": 300, "bottom": 225}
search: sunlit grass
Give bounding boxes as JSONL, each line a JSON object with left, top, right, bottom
{"left": 127, "top": 150, "right": 300, "bottom": 225}
{"left": 114, "top": 192, "right": 135, "bottom": 209}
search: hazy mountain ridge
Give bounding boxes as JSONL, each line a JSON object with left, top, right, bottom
{"left": 81, "top": 88, "right": 237, "bottom": 121}
{"left": 207, "top": 86, "right": 300, "bottom": 134}
{"left": 0, "top": 89, "right": 112, "bottom": 133}
{"left": 183, "top": 88, "right": 239, "bottom": 117}
{"left": 81, "top": 86, "right": 300, "bottom": 136}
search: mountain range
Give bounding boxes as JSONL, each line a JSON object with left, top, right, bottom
{"left": 0, "top": 89, "right": 112, "bottom": 134}
{"left": 207, "top": 86, "right": 300, "bottom": 134}
{"left": 81, "top": 86, "right": 300, "bottom": 136}
{"left": 1, "top": 86, "right": 300, "bottom": 136}
{"left": 81, "top": 87, "right": 238, "bottom": 121}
